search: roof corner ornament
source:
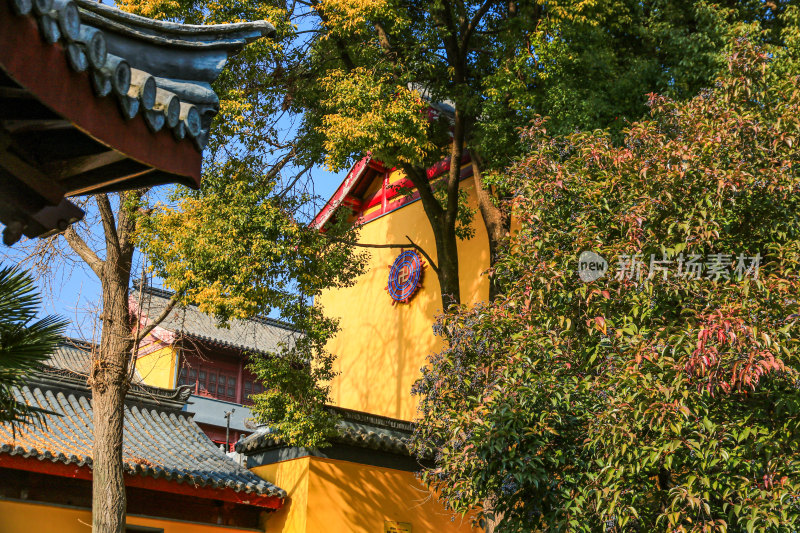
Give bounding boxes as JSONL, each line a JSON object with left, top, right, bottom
{"left": 173, "top": 384, "right": 194, "bottom": 401}
{"left": 0, "top": 0, "right": 275, "bottom": 244}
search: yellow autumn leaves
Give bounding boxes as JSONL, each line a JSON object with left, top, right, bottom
{"left": 319, "top": 68, "right": 440, "bottom": 171}
{"left": 315, "top": 0, "right": 402, "bottom": 35}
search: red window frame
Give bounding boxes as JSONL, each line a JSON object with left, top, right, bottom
{"left": 177, "top": 363, "right": 237, "bottom": 402}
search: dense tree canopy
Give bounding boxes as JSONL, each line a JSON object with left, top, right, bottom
{"left": 123, "top": 0, "right": 795, "bottom": 307}
{"left": 137, "top": 172, "right": 366, "bottom": 447}
{"left": 106, "top": 1, "right": 800, "bottom": 528}
{"left": 412, "top": 39, "right": 800, "bottom": 532}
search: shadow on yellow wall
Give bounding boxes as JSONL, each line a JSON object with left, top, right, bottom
{"left": 254, "top": 457, "right": 310, "bottom": 533}
{"left": 0, "top": 499, "right": 259, "bottom": 533}
{"left": 319, "top": 174, "right": 491, "bottom": 421}
{"left": 254, "top": 458, "right": 478, "bottom": 533}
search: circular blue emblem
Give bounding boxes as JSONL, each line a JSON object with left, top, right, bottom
{"left": 388, "top": 250, "right": 424, "bottom": 304}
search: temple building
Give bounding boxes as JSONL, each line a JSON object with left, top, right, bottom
{"left": 131, "top": 284, "right": 299, "bottom": 450}
{"left": 233, "top": 153, "right": 490, "bottom": 532}
{"left": 312, "top": 154, "right": 489, "bottom": 421}
{"left": 0, "top": 341, "right": 286, "bottom": 531}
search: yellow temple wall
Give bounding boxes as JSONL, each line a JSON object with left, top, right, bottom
{"left": 0, "top": 498, "right": 262, "bottom": 532}
{"left": 252, "top": 458, "right": 311, "bottom": 533}
{"left": 306, "top": 457, "right": 478, "bottom": 533}
{"left": 135, "top": 344, "right": 177, "bottom": 389}
{"left": 253, "top": 457, "right": 478, "bottom": 533}
{"left": 319, "top": 173, "right": 491, "bottom": 421}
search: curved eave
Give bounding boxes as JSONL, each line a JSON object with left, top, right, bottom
{"left": 0, "top": 0, "right": 275, "bottom": 244}
{"left": 76, "top": 1, "right": 275, "bottom": 82}
{"left": 0, "top": 8, "right": 202, "bottom": 189}
{"left": 76, "top": 0, "right": 275, "bottom": 49}
{"left": 0, "top": 453, "right": 284, "bottom": 508}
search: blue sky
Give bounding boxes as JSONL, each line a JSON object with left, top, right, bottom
{"left": 0, "top": 171, "right": 345, "bottom": 341}
{"left": 0, "top": 0, "right": 350, "bottom": 341}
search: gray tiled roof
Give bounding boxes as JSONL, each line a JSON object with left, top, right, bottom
{"left": 45, "top": 339, "right": 144, "bottom": 384}
{"left": 136, "top": 286, "right": 299, "bottom": 354}
{"left": 236, "top": 407, "right": 413, "bottom": 456}
{"left": 46, "top": 341, "right": 94, "bottom": 375}
{"left": 6, "top": 0, "right": 274, "bottom": 150}
{"left": 0, "top": 373, "right": 285, "bottom": 498}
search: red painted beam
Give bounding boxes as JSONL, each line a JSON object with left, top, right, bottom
{"left": 0, "top": 454, "right": 282, "bottom": 510}
{"left": 311, "top": 155, "right": 371, "bottom": 229}
{"left": 358, "top": 162, "right": 474, "bottom": 225}
{"left": 364, "top": 155, "right": 472, "bottom": 213}
{"left": 368, "top": 159, "right": 388, "bottom": 172}
{"left": 425, "top": 152, "right": 472, "bottom": 180}
{"left": 341, "top": 196, "right": 363, "bottom": 211}
{"left": 311, "top": 152, "right": 472, "bottom": 229}
{"left": 0, "top": 5, "right": 201, "bottom": 188}
{"left": 361, "top": 187, "right": 386, "bottom": 211}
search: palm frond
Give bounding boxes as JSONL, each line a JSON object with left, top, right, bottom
{"left": 0, "top": 266, "right": 42, "bottom": 324}
{"left": 0, "top": 264, "right": 67, "bottom": 426}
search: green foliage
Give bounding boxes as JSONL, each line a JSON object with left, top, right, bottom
{"left": 138, "top": 163, "right": 366, "bottom": 448}
{"left": 246, "top": 316, "right": 340, "bottom": 448}
{"left": 310, "top": 0, "right": 787, "bottom": 173}
{"left": 139, "top": 165, "right": 364, "bottom": 321}
{"left": 413, "top": 40, "right": 800, "bottom": 532}
{"left": 119, "top": 0, "right": 372, "bottom": 448}
{"left": 319, "top": 68, "right": 445, "bottom": 170}
{"left": 391, "top": 176, "right": 477, "bottom": 240}
{"left": 0, "top": 265, "right": 66, "bottom": 426}
{"left": 434, "top": 184, "right": 476, "bottom": 241}
{"left": 122, "top": 0, "right": 788, "bottom": 250}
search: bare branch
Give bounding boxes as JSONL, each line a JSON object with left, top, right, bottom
{"left": 432, "top": 0, "right": 463, "bottom": 80}
{"left": 406, "top": 235, "right": 440, "bottom": 275}
{"left": 311, "top": 0, "right": 356, "bottom": 71}
{"left": 128, "top": 265, "right": 147, "bottom": 383}
{"left": 462, "top": 0, "right": 499, "bottom": 49}
{"left": 374, "top": 22, "right": 395, "bottom": 59}
{"left": 266, "top": 148, "right": 297, "bottom": 182}
{"left": 276, "top": 163, "right": 313, "bottom": 200}
{"left": 63, "top": 227, "right": 104, "bottom": 278}
{"left": 324, "top": 234, "right": 440, "bottom": 274}
{"left": 134, "top": 293, "right": 181, "bottom": 343}
{"left": 325, "top": 235, "right": 410, "bottom": 249}
{"left": 96, "top": 194, "right": 120, "bottom": 255}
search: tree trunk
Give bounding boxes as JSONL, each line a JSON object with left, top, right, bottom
{"left": 88, "top": 192, "right": 137, "bottom": 533}
{"left": 400, "top": 161, "right": 462, "bottom": 309}
{"left": 435, "top": 108, "right": 467, "bottom": 308}
{"left": 471, "top": 155, "right": 511, "bottom": 301}
{"left": 436, "top": 129, "right": 463, "bottom": 310}
{"left": 91, "top": 270, "right": 133, "bottom": 532}
{"left": 435, "top": 221, "right": 461, "bottom": 307}
{"left": 484, "top": 512, "right": 504, "bottom": 533}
